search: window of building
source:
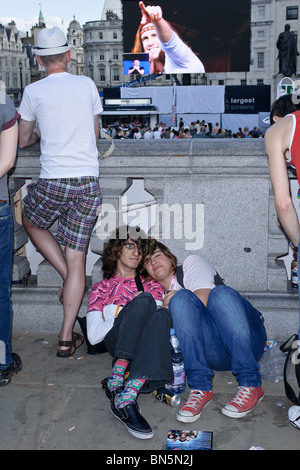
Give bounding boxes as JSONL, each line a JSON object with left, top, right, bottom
{"left": 286, "top": 6, "right": 298, "bottom": 20}
{"left": 257, "top": 51, "right": 264, "bottom": 69}
{"left": 88, "top": 66, "right": 94, "bottom": 80}
{"left": 13, "top": 73, "right": 18, "bottom": 87}
{"left": 113, "top": 49, "right": 119, "bottom": 60}
{"left": 99, "top": 32, "right": 103, "bottom": 39}
{"left": 258, "top": 5, "right": 265, "bottom": 19}
{"left": 241, "top": 79, "right": 247, "bottom": 85}
{"left": 257, "top": 30, "right": 265, "bottom": 40}
{"left": 113, "top": 32, "right": 117, "bottom": 39}
{"left": 99, "top": 68, "right": 105, "bottom": 81}
{"left": 99, "top": 49, "right": 105, "bottom": 60}
{"left": 113, "top": 67, "right": 119, "bottom": 81}
{"left": 257, "top": 79, "right": 264, "bottom": 85}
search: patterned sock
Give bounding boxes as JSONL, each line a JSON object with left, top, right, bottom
{"left": 107, "top": 359, "right": 129, "bottom": 391}
{"left": 115, "top": 378, "right": 146, "bottom": 409}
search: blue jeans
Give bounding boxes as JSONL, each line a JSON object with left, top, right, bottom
{"left": 0, "top": 202, "right": 13, "bottom": 370}
{"left": 168, "top": 286, "right": 267, "bottom": 390}
{"left": 104, "top": 292, "right": 174, "bottom": 392}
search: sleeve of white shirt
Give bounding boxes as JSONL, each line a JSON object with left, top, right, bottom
{"left": 182, "top": 255, "right": 216, "bottom": 292}
{"left": 18, "top": 87, "right": 36, "bottom": 121}
{"left": 86, "top": 310, "right": 114, "bottom": 345}
{"left": 160, "top": 32, "right": 205, "bottom": 74}
{"left": 91, "top": 79, "right": 103, "bottom": 115}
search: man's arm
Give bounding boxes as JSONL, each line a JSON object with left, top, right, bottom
{"left": 94, "top": 115, "right": 100, "bottom": 140}
{"left": 18, "top": 118, "right": 40, "bottom": 148}
{"left": 139, "top": 1, "right": 173, "bottom": 43}
{"left": 265, "top": 117, "right": 300, "bottom": 247}
{"left": 0, "top": 122, "right": 18, "bottom": 178}
{"left": 162, "top": 288, "right": 211, "bottom": 308}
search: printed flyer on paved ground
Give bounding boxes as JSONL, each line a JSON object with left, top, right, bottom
{"left": 166, "top": 430, "right": 213, "bottom": 450}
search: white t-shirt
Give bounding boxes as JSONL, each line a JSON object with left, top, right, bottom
{"left": 160, "top": 32, "right": 205, "bottom": 74}
{"left": 171, "top": 254, "right": 216, "bottom": 292}
{"left": 144, "top": 131, "right": 153, "bottom": 139}
{"left": 19, "top": 72, "right": 103, "bottom": 178}
{"left": 153, "top": 130, "right": 162, "bottom": 139}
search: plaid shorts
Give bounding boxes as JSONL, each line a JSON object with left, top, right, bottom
{"left": 23, "top": 177, "right": 102, "bottom": 251}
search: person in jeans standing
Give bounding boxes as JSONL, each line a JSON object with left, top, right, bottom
{"left": 142, "top": 239, "right": 267, "bottom": 423}
{"left": 0, "top": 90, "right": 22, "bottom": 386}
{"left": 86, "top": 227, "right": 173, "bottom": 439}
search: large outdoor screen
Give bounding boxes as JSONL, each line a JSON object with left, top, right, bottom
{"left": 122, "top": 0, "right": 251, "bottom": 74}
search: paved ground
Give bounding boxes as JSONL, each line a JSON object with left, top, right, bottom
{"left": 1, "top": 330, "right": 299, "bottom": 452}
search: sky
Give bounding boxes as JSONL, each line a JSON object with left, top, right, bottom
{"left": 0, "top": 0, "right": 106, "bottom": 34}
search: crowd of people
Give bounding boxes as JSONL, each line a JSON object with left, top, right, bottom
{"left": 1, "top": 26, "right": 299, "bottom": 445}
{"left": 101, "top": 119, "right": 265, "bottom": 140}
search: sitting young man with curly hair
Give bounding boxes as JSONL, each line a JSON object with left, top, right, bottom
{"left": 86, "top": 226, "right": 173, "bottom": 440}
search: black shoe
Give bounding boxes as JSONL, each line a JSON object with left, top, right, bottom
{"left": 111, "top": 395, "right": 154, "bottom": 439}
{"left": 0, "top": 353, "right": 22, "bottom": 386}
{"left": 102, "top": 377, "right": 124, "bottom": 403}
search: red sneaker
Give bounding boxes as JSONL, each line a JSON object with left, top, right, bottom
{"left": 221, "top": 386, "right": 264, "bottom": 418}
{"left": 177, "top": 389, "right": 213, "bottom": 423}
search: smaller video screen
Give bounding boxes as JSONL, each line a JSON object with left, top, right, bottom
{"left": 123, "top": 53, "right": 150, "bottom": 75}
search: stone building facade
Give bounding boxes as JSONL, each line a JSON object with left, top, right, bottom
{"left": 0, "top": 21, "right": 30, "bottom": 102}
{"left": 67, "top": 17, "right": 84, "bottom": 76}
{"left": 83, "top": 10, "right": 123, "bottom": 89}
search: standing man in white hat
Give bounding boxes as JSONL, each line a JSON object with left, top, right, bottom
{"left": 18, "top": 27, "right": 103, "bottom": 357}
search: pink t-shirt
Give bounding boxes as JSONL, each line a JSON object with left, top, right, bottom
{"left": 87, "top": 275, "right": 164, "bottom": 313}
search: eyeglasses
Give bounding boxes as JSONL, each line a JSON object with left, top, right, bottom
{"left": 124, "top": 242, "right": 139, "bottom": 251}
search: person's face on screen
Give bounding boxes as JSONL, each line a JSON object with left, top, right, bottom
{"left": 140, "top": 24, "right": 160, "bottom": 55}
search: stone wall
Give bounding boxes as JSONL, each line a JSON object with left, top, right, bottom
{"left": 10, "top": 139, "right": 299, "bottom": 340}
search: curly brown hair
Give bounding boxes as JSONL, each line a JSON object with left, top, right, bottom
{"left": 140, "top": 239, "right": 177, "bottom": 280}
{"left": 101, "top": 226, "right": 148, "bottom": 279}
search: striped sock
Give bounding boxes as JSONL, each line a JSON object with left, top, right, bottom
{"left": 115, "top": 378, "right": 146, "bottom": 409}
{"left": 107, "top": 359, "right": 129, "bottom": 391}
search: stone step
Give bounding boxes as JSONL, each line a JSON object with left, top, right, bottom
{"left": 11, "top": 279, "right": 299, "bottom": 342}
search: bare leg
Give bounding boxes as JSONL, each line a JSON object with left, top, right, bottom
{"left": 22, "top": 215, "right": 86, "bottom": 351}
{"left": 22, "top": 214, "right": 67, "bottom": 280}
{"left": 59, "top": 246, "right": 86, "bottom": 347}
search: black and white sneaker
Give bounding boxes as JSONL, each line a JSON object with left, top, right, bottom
{"left": 102, "top": 378, "right": 124, "bottom": 404}
{"left": 0, "top": 353, "right": 22, "bottom": 386}
{"left": 288, "top": 406, "right": 300, "bottom": 429}
{"left": 111, "top": 394, "right": 154, "bottom": 439}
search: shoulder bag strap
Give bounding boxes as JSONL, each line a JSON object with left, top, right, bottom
{"left": 280, "top": 334, "right": 300, "bottom": 405}
{"left": 135, "top": 274, "right": 144, "bottom": 292}
{"left": 98, "top": 129, "right": 115, "bottom": 160}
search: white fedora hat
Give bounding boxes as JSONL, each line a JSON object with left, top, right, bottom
{"left": 33, "top": 27, "right": 72, "bottom": 56}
